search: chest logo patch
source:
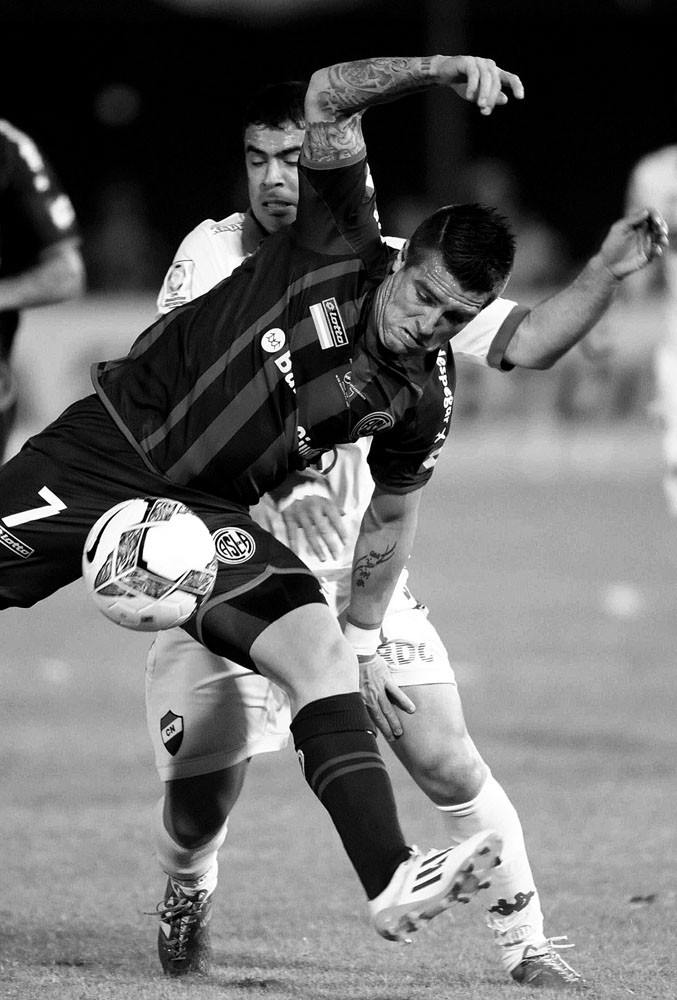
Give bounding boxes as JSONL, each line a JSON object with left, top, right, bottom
{"left": 213, "top": 527, "right": 256, "bottom": 564}
{"left": 310, "top": 297, "right": 349, "bottom": 349}
{"left": 261, "top": 328, "right": 286, "bottom": 353}
{"left": 351, "top": 411, "right": 394, "bottom": 440}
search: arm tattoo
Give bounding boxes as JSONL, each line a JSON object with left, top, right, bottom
{"left": 307, "top": 56, "right": 436, "bottom": 163}
{"left": 352, "top": 542, "right": 397, "bottom": 589}
{"left": 322, "top": 58, "right": 437, "bottom": 115}
{"left": 305, "top": 118, "right": 365, "bottom": 163}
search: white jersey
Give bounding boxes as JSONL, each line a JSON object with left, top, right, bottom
{"left": 156, "top": 212, "right": 264, "bottom": 313}
{"left": 155, "top": 213, "right": 520, "bottom": 577}
{"left": 626, "top": 146, "right": 677, "bottom": 332}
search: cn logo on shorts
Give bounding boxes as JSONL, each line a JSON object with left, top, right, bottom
{"left": 213, "top": 526, "right": 256, "bottom": 564}
{"left": 161, "top": 710, "right": 184, "bottom": 756}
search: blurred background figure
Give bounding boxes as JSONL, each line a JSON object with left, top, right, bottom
{"left": 0, "top": 119, "right": 85, "bottom": 459}
{"left": 623, "top": 145, "right": 677, "bottom": 513}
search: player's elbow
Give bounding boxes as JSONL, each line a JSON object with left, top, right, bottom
{"left": 305, "top": 67, "right": 332, "bottom": 122}
{"left": 45, "top": 243, "right": 87, "bottom": 302}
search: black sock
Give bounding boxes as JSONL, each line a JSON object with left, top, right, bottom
{"left": 291, "top": 692, "right": 410, "bottom": 899}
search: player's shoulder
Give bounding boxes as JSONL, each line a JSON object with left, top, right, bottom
{"left": 205, "top": 212, "right": 247, "bottom": 236}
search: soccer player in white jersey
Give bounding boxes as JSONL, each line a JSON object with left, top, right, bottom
{"left": 624, "top": 146, "right": 677, "bottom": 512}
{"left": 148, "top": 81, "right": 583, "bottom": 988}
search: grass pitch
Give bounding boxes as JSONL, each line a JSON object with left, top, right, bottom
{"left": 1, "top": 419, "right": 675, "bottom": 1000}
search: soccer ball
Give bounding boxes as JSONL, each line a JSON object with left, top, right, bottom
{"left": 82, "top": 497, "right": 218, "bottom": 631}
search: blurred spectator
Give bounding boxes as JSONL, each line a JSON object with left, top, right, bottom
{"left": 456, "top": 156, "right": 639, "bottom": 425}
{"left": 85, "top": 177, "right": 166, "bottom": 291}
{"left": 624, "top": 145, "right": 677, "bottom": 512}
{"left": 458, "top": 157, "right": 571, "bottom": 297}
{"left": 0, "top": 119, "right": 85, "bottom": 459}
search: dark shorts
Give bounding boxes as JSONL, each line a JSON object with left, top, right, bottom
{"left": 0, "top": 395, "right": 324, "bottom": 668}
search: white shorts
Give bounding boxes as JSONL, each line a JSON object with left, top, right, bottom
{"left": 145, "top": 570, "right": 456, "bottom": 781}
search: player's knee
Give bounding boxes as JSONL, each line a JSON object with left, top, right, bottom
{"left": 165, "top": 767, "right": 245, "bottom": 846}
{"left": 411, "top": 740, "right": 487, "bottom": 805}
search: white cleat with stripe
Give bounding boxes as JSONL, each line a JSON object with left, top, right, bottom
{"left": 369, "top": 830, "right": 503, "bottom": 942}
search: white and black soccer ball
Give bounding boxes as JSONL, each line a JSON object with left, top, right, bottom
{"left": 82, "top": 497, "right": 217, "bottom": 631}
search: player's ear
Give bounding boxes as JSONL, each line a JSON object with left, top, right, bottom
{"left": 392, "top": 241, "right": 409, "bottom": 273}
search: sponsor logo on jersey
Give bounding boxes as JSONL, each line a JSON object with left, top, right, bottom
{"left": 211, "top": 221, "right": 244, "bottom": 234}
{"left": 160, "top": 710, "right": 184, "bottom": 756}
{"left": 335, "top": 371, "right": 366, "bottom": 407}
{"left": 420, "top": 351, "right": 454, "bottom": 472}
{"left": 297, "top": 424, "right": 325, "bottom": 462}
{"left": 213, "top": 526, "right": 256, "bottom": 564}
{"left": 350, "top": 411, "right": 394, "bottom": 440}
{"left": 274, "top": 349, "right": 296, "bottom": 394}
{"left": 0, "top": 525, "right": 34, "bottom": 559}
{"left": 310, "top": 297, "right": 349, "bottom": 349}
{"left": 261, "top": 328, "right": 286, "bottom": 353}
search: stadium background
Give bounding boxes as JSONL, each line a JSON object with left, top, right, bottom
{"left": 2, "top": 0, "right": 677, "bottom": 437}
{"left": 1, "top": 3, "right": 676, "bottom": 998}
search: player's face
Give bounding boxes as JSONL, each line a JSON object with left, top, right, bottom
{"left": 244, "top": 122, "right": 305, "bottom": 234}
{"left": 376, "top": 251, "right": 496, "bottom": 355}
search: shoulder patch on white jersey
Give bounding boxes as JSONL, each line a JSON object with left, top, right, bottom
{"left": 158, "top": 258, "right": 195, "bottom": 311}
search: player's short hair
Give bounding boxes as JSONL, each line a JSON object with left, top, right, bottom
{"left": 406, "top": 203, "right": 515, "bottom": 294}
{"left": 242, "top": 81, "right": 308, "bottom": 133}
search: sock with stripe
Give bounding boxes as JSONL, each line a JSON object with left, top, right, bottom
{"left": 291, "top": 692, "right": 410, "bottom": 900}
{"left": 437, "top": 770, "right": 545, "bottom": 969}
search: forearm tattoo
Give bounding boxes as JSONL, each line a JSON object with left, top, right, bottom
{"left": 352, "top": 542, "right": 397, "bottom": 589}
{"left": 306, "top": 56, "right": 435, "bottom": 163}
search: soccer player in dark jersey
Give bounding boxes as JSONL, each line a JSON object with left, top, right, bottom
{"left": 0, "top": 119, "right": 85, "bottom": 459}
{"left": 0, "top": 54, "right": 667, "bottom": 956}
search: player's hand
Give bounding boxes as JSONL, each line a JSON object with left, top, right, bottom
{"left": 279, "top": 495, "right": 348, "bottom": 561}
{"left": 358, "top": 652, "right": 415, "bottom": 742}
{"left": 440, "top": 55, "right": 524, "bottom": 115}
{"left": 599, "top": 208, "right": 668, "bottom": 279}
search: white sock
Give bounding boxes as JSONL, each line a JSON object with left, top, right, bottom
{"left": 153, "top": 797, "right": 227, "bottom": 888}
{"left": 437, "top": 771, "right": 546, "bottom": 971}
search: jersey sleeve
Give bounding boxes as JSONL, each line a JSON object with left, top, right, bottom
{"left": 294, "top": 154, "right": 385, "bottom": 269}
{"left": 365, "top": 357, "right": 453, "bottom": 495}
{"left": 452, "top": 297, "right": 529, "bottom": 371}
{"left": 0, "top": 120, "right": 79, "bottom": 267}
{"left": 156, "top": 223, "right": 228, "bottom": 313}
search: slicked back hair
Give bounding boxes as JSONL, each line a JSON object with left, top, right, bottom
{"left": 406, "top": 203, "right": 515, "bottom": 295}
{"left": 242, "top": 81, "right": 308, "bottom": 133}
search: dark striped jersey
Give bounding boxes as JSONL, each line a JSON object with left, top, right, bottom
{"left": 92, "top": 152, "right": 519, "bottom": 508}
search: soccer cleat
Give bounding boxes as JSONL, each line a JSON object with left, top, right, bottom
{"left": 369, "top": 829, "right": 502, "bottom": 942}
{"left": 156, "top": 868, "right": 216, "bottom": 976}
{"left": 511, "top": 938, "right": 586, "bottom": 989}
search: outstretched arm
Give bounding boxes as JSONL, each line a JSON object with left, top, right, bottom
{"left": 0, "top": 238, "right": 84, "bottom": 313}
{"left": 304, "top": 55, "right": 524, "bottom": 165}
{"left": 503, "top": 208, "right": 669, "bottom": 370}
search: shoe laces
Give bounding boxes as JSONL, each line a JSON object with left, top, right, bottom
{"left": 155, "top": 886, "right": 209, "bottom": 959}
{"left": 525, "top": 937, "right": 582, "bottom": 983}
